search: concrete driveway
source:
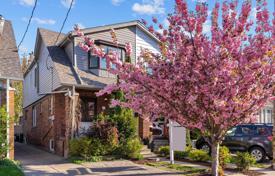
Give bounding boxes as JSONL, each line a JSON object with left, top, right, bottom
{"left": 15, "top": 143, "right": 182, "bottom": 176}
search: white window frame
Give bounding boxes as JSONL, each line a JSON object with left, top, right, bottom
{"left": 49, "top": 139, "right": 54, "bottom": 152}
{"left": 32, "top": 106, "right": 37, "bottom": 127}
{"left": 259, "top": 107, "right": 273, "bottom": 124}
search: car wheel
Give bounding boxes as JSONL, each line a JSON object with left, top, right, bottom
{"left": 250, "top": 147, "right": 266, "bottom": 162}
{"left": 200, "top": 143, "right": 211, "bottom": 153}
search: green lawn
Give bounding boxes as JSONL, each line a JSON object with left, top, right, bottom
{"left": 0, "top": 159, "right": 24, "bottom": 176}
{"left": 146, "top": 161, "right": 207, "bottom": 176}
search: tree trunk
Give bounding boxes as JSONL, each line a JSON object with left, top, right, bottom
{"left": 211, "top": 141, "right": 220, "bottom": 176}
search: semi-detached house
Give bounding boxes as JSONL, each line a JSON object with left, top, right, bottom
{"left": 0, "top": 16, "right": 23, "bottom": 159}
{"left": 23, "top": 20, "right": 160, "bottom": 157}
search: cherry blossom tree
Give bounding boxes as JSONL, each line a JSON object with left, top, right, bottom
{"left": 75, "top": 0, "right": 274, "bottom": 175}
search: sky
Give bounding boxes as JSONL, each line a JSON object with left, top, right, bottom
{"left": 0, "top": 0, "right": 273, "bottom": 58}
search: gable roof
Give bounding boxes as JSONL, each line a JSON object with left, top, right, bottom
{"left": 30, "top": 20, "right": 159, "bottom": 90}
{"left": 37, "top": 28, "right": 115, "bottom": 89}
{"left": 0, "top": 20, "right": 23, "bottom": 80}
{"left": 58, "top": 20, "right": 160, "bottom": 47}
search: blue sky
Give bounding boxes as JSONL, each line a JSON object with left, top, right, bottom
{"left": 0, "top": 0, "right": 273, "bottom": 58}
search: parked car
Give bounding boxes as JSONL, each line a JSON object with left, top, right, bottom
{"left": 195, "top": 124, "right": 273, "bottom": 162}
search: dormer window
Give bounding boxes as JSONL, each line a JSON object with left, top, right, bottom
{"left": 88, "top": 40, "right": 126, "bottom": 70}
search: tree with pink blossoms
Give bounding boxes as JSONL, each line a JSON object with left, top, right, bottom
{"left": 75, "top": 0, "right": 274, "bottom": 175}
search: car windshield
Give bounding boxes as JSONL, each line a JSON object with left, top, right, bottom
{"left": 226, "top": 127, "right": 237, "bottom": 136}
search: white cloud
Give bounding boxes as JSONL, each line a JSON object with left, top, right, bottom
{"left": 19, "top": 45, "right": 28, "bottom": 53}
{"left": 76, "top": 23, "right": 85, "bottom": 29}
{"left": 111, "top": 0, "right": 124, "bottom": 6}
{"left": 132, "top": 0, "right": 165, "bottom": 15}
{"left": 19, "top": 0, "right": 35, "bottom": 6}
{"left": 61, "top": 0, "right": 75, "bottom": 8}
{"left": 22, "top": 17, "right": 56, "bottom": 25}
{"left": 192, "top": 0, "right": 207, "bottom": 2}
{"left": 202, "top": 20, "right": 211, "bottom": 34}
{"left": 251, "top": 7, "right": 257, "bottom": 20}
{"left": 163, "top": 19, "right": 169, "bottom": 28}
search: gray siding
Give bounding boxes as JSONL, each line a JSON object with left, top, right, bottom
{"left": 136, "top": 27, "right": 160, "bottom": 59}
{"left": 74, "top": 26, "right": 136, "bottom": 78}
{"left": 23, "top": 41, "right": 61, "bottom": 108}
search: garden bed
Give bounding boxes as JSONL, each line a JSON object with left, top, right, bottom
{"left": 141, "top": 160, "right": 209, "bottom": 176}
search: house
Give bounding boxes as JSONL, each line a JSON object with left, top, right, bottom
{"left": 257, "top": 101, "right": 274, "bottom": 124}
{"left": 23, "top": 20, "right": 160, "bottom": 157}
{"left": 0, "top": 15, "right": 23, "bottom": 159}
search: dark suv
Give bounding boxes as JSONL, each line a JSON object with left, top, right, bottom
{"left": 195, "top": 124, "right": 273, "bottom": 162}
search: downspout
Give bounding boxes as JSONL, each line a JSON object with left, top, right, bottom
{"left": 70, "top": 85, "right": 76, "bottom": 139}
{"left": 6, "top": 79, "right": 10, "bottom": 159}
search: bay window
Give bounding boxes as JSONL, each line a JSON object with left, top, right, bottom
{"left": 88, "top": 42, "right": 125, "bottom": 69}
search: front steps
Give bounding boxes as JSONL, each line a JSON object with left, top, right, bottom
{"left": 151, "top": 138, "right": 169, "bottom": 152}
{"left": 140, "top": 145, "right": 159, "bottom": 160}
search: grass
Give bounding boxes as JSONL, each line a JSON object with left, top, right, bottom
{"left": 146, "top": 161, "right": 207, "bottom": 175}
{"left": 0, "top": 159, "right": 24, "bottom": 176}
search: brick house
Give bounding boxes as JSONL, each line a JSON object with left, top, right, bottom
{"left": 0, "top": 16, "right": 23, "bottom": 159}
{"left": 23, "top": 21, "right": 160, "bottom": 157}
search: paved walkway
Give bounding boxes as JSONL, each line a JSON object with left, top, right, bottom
{"left": 15, "top": 143, "right": 183, "bottom": 176}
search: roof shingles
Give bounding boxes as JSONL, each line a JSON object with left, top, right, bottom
{"left": 38, "top": 28, "right": 116, "bottom": 89}
{"left": 0, "top": 20, "right": 23, "bottom": 80}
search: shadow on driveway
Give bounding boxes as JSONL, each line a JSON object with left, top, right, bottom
{"left": 15, "top": 142, "right": 182, "bottom": 176}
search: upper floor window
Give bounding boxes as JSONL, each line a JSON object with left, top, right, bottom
{"left": 88, "top": 43, "right": 125, "bottom": 70}
{"left": 34, "top": 65, "right": 39, "bottom": 93}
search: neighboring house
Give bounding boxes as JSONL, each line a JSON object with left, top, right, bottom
{"left": 23, "top": 20, "right": 160, "bottom": 157}
{"left": 257, "top": 101, "right": 274, "bottom": 124}
{"left": 0, "top": 16, "right": 23, "bottom": 159}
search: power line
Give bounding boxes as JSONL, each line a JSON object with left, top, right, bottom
{"left": 54, "top": 0, "right": 74, "bottom": 45}
{"left": 17, "top": 0, "right": 38, "bottom": 49}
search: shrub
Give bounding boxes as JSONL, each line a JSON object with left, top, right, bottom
{"left": 0, "top": 106, "right": 8, "bottom": 160}
{"left": 158, "top": 146, "right": 170, "bottom": 157}
{"left": 219, "top": 146, "right": 231, "bottom": 169}
{"left": 69, "top": 137, "right": 106, "bottom": 160}
{"left": 235, "top": 152, "right": 256, "bottom": 172}
{"left": 174, "top": 151, "right": 188, "bottom": 160}
{"left": 174, "top": 145, "right": 193, "bottom": 160}
{"left": 188, "top": 149, "right": 210, "bottom": 162}
{"left": 218, "top": 146, "right": 231, "bottom": 176}
{"left": 118, "top": 137, "right": 143, "bottom": 159}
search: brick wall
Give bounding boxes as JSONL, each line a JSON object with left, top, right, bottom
{"left": 138, "top": 116, "right": 151, "bottom": 140}
{"left": 8, "top": 89, "right": 15, "bottom": 159}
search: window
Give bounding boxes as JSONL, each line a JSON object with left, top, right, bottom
{"left": 32, "top": 106, "right": 37, "bottom": 127}
{"left": 88, "top": 44, "right": 125, "bottom": 69}
{"left": 259, "top": 107, "right": 273, "bottom": 123}
{"left": 236, "top": 126, "right": 254, "bottom": 136}
{"left": 33, "top": 65, "right": 40, "bottom": 93}
{"left": 80, "top": 98, "right": 96, "bottom": 122}
{"left": 226, "top": 127, "right": 237, "bottom": 136}
{"left": 256, "top": 127, "right": 269, "bottom": 136}
{"left": 49, "top": 139, "right": 54, "bottom": 152}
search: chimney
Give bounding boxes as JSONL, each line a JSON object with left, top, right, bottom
{"left": 0, "top": 15, "right": 4, "bottom": 36}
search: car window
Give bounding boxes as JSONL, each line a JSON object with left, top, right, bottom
{"left": 226, "top": 127, "right": 237, "bottom": 136}
{"left": 256, "top": 127, "right": 269, "bottom": 136}
{"left": 236, "top": 126, "right": 254, "bottom": 136}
